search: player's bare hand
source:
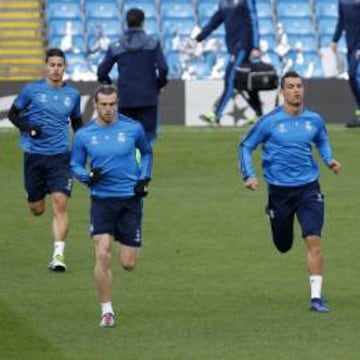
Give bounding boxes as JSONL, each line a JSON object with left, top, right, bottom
{"left": 328, "top": 159, "right": 341, "bottom": 174}
{"left": 245, "top": 177, "right": 259, "bottom": 191}
{"left": 330, "top": 42, "right": 338, "bottom": 53}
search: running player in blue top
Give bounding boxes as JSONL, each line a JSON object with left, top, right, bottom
{"left": 195, "top": 0, "right": 261, "bottom": 125}
{"left": 8, "top": 48, "right": 82, "bottom": 272}
{"left": 331, "top": 0, "right": 360, "bottom": 127}
{"left": 70, "top": 85, "right": 153, "bottom": 328}
{"left": 239, "top": 71, "right": 341, "bottom": 313}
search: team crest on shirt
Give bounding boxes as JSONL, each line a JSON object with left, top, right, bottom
{"left": 64, "top": 96, "right": 72, "bottom": 107}
{"left": 305, "top": 121, "right": 313, "bottom": 132}
{"left": 117, "top": 132, "right": 126, "bottom": 142}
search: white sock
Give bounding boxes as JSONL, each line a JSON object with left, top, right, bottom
{"left": 53, "top": 241, "right": 65, "bottom": 257}
{"left": 309, "top": 275, "right": 323, "bottom": 299}
{"left": 101, "top": 302, "right": 114, "bottom": 316}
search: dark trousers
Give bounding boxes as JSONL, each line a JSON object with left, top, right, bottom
{"left": 119, "top": 106, "right": 158, "bottom": 145}
{"left": 347, "top": 48, "right": 360, "bottom": 109}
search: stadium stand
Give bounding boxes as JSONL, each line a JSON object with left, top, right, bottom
{"left": 0, "top": 0, "right": 45, "bottom": 80}
{"left": 36, "top": 0, "right": 347, "bottom": 81}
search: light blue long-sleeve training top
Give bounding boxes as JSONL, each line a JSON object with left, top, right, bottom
{"left": 239, "top": 106, "right": 334, "bottom": 187}
{"left": 14, "top": 80, "right": 81, "bottom": 155}
{"left": 71, "top": 114, "right": 153, "bottom": 198}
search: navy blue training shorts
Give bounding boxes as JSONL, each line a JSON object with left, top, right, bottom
{"left": 266, "top": 181, "right": 324, "bottom": 253}
{"left": 90, "top": 196, "right": 143, "bottom": 247}
{"left": 23, "top": 152, "right": 72, "bottom": 202}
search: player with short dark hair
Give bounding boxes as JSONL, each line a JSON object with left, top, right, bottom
{"left": 70, "top": 85, "right": 153, "bottom": 328}
{"left": 8, "top": 47, "right": 82, "bottom": 272}
{"left": 331, "top": 0, "right": 360, "bottom": 127}
{"left": 97, "top": 7, "right": 168, "bottom": 146}
{"left": 239, "top": 71, "right": 341, "bottom": 312}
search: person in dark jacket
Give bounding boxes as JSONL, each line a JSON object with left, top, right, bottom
{"left": 331, "top": 0, "right": 360, "bottom": 127}
{"left": 97, "top": 8, "right": 168, "bottom": 145}
{"left": 195, "top": 0, "right": 261, "bottom": 125}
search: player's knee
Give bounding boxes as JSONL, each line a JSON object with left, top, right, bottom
{"left": 121, "top": 259, "right": 136, "bottom": 272}
{"left": 29, "top": 204, "right": 45, "bottom": 216}
{"left": 306, "top": 235, "right": 321, "bottom": 255}
{"left": 97, "top": 250, "right": 111, "bottom": 268}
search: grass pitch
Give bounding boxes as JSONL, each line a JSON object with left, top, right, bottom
{"left": 1, "top": 125, "right": 359, "bottom": 360}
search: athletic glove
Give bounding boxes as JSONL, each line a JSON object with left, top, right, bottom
{"left": 134, "top": 178, "right": 150, "bottom": 198}
{"left": 29, "top": 125, "right": 42, "bottom": 138}
{"left": 88, "top": 167, "right": 102, "bottom": 185}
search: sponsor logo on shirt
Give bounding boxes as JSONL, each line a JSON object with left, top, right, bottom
{"left": 91, "top": 135, "right": 99, "bottom": 145}
{"left": 39, "top": 93, "right": 47, "bottom": 103}
{"left": 277, "top": 123, "right": 287, "bottom": 133}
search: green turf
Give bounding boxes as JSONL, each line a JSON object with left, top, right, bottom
{"left": 1, "top": 126, "right": 359, "bottom": 360}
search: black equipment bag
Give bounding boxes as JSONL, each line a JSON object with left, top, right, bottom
{"left": 236, "top": 61, "right": 278, "bottom": 91}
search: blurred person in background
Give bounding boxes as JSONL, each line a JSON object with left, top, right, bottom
{"left": 194, "top": 0, "right": 261, "bottom": 125}
{"left": 331, "top": 0, "right": 360, "bottom": 127}
{"left": 97, "top": 8, "right": 168, "bottom": 146}
{"left": 8, "top": 48, "right": 82, "bottom": 272}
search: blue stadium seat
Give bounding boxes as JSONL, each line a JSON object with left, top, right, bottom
{"left": 277, "top": 0, "right": 311, "bottom": 4}
{"left": 165, "top": 51, "right": 183, "bottom": 78}
{"left": 286, "top": 34, "right": 318, "bottom": 52}
{"left": 85, "top": 0, "right": 118, "bottom": 2}
{"left": 87, "top": 18, "right": 122, "bottom": 37}
{"left": 161, "top": 17, "right": 196, "bottom": 36}
{"left": 317, "top": 17, "right": 338, "bottom": 35}
{"left": 258, "top": 18, "right": 276, "bottom": 36}
{"left": 197, "top": 0, "right": 218, "bottom": 18}
{"left": 48, "top": 34, "right": 86, "bottom": 53}
{"left": 122, "top": 0, "right": 158, "bottom": 20}
{"left": 46, "top": 0, "right": 81, "bottom": 5}
{"left": 48, "top": 19, "right": 85, "bottom": 37}
{"left": 162, "top": 34, "right": 174, "bottom": 52}
{"left": 85, "top": 2, "right": 119, "bottom": 19}
{"left": 46, "top": 2, "right": 82, "bottom": 20}
{"left": 256, "top": 2, "right": 273, "bottom": 19}
{"left": 143, "top": 18, "right": 160, "bottom": 35}
{"left": 87, "top": 34, "right": 117, "bottom": 53}
{"left": 259, "top": 34, "right": 277, "bottom": 52}
{"left": 277, "top": 2, "right": 312, "bottom": 18}
{"left": 160, "top": 2, "right": 195, "bottom": 19}
{"left": 288, "top": 51, "right": 321, "bottom": 78}
{"left": 161, "top": 0, "right": 192, "bottom": 4}
{"left": 65, "top": 52, "right": 87, "bottom": 68}
{"left": 316, "top": 1, "right": 338, "bottom": 18}
{"left": 279, "top": 17, "right": 314, "bottom": 35}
